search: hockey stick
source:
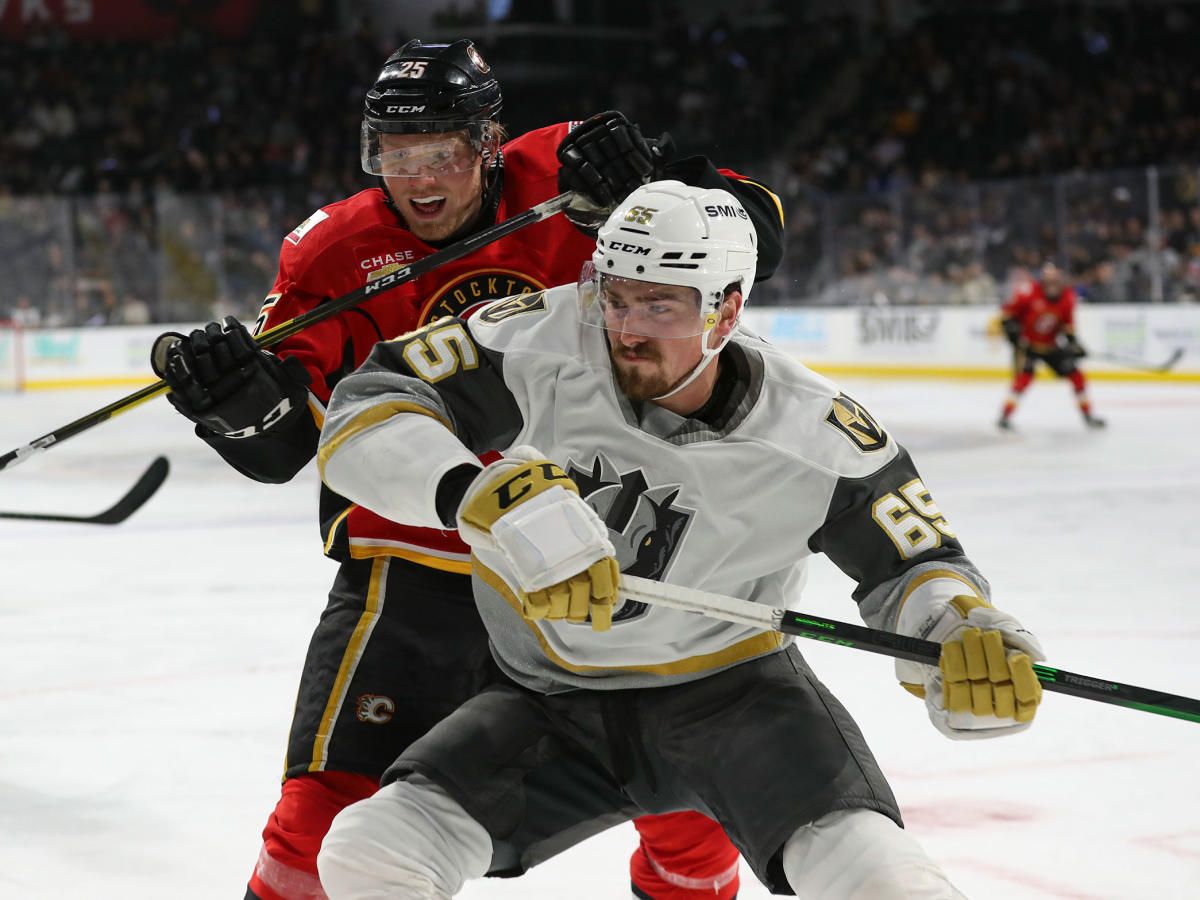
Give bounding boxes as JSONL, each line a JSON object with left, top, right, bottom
{"left": 0, "top": 455, "right": 169, "bottom": 524}
{"left": 621, "top": 575, "right": 1200, "bottom": 724}
{"left": 1094, "top": 347, "right": 1184, "bottom": 374}
{"left": 0, "top": 191, "right": 580, "bottom": 473}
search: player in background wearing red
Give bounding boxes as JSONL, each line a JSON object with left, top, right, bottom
{"left": 151, "top": 40, "right": 784, "bottom": 900}
{"left": 997, "top": 262, "right": 1105, "bottom": 431}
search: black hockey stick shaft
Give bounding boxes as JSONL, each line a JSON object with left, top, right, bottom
{"left": 0, "top": 192, "right": 578, "bottom": 472}
{"left": 621, "top": 575, "right": 1200, "bottom": 724}
{"left": 776, "top": 611, "right": 1200, "bottom": 723}
{"left": 0, "top": 455, "right": 169, "bottom": 524}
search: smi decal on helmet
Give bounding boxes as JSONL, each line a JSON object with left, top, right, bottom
{"left": 703, "top": 203, "right": 749, "bottom": 219}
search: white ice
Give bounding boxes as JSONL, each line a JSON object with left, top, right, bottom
{"left": 1, "top": 377, "right": 1198, "bottom": 899}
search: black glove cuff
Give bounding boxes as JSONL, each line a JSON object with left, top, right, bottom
{"left": 190, "top": 371, "right": 309, "bottom": 439}
{"left": 648, "top": 131, "right": 676, "bottom": 171}
{"left": 436, "top": 463, "right": 484, "bottom": 527}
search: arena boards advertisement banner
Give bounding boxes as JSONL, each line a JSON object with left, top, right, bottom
{"left": 4, "top": 304, "right": 1198, "bottom": 391}
{"left": 742, "top": 304, "right": 1200, "bottom": 380}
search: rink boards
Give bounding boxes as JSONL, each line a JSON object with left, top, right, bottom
{"left": 0, "top": 302, "right": 1197, "bottom": 391}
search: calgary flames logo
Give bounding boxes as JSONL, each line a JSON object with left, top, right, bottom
{"left": 355, "top": 694, "right": 396, "bottom": 725}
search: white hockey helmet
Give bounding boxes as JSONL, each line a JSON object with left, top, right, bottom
{"left": 589, "top": 179, "right": 757, "bottom": 309}
{"left": 581, "top": 181, "right": 757, "bottom": 399}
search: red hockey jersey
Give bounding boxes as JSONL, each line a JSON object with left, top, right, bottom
{"left": 1001, "top": 280, "right": 1077, "bottom": 350}
{"left": 244, "top": 122, "right": 783, "bottom": 572}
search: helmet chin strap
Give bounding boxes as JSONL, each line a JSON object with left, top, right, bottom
{"left": 650, "top": 329, "right": 734, "bottom": 402}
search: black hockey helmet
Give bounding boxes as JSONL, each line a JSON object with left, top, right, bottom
{"left": 361, "top": 39, "right": 503, "bottom": 177}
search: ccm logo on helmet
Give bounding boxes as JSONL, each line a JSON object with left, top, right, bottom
{"left": 704, "top": 204, "right": 749, "bottom": 220}
{"left": 609, "top": 241, "right": 651, "bottom": 255}
{"left": 386, "top": 105, "right": 427, "bottom": 113}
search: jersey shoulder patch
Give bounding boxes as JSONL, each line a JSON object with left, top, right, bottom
{"left": 284, "top": 209, "right": 329, "bottom": 246}
{"left": 474, "top": 290, "right": 548, "bottom": 325}
{"left": 468, "top": 283, "right": 579, "bottom": 358}
{"left": 824, "top": 393, "right": 889, "bottom": 453}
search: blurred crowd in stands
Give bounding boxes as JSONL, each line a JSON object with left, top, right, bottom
{"left": 3, "top": 1, "right": 1200, "bottom": 326}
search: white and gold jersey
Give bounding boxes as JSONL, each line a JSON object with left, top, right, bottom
{"left": 318, "top": 284, "right": 988, "bottom": 693}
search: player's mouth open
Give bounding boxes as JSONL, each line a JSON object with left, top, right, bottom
{"left": 408, "top": 196, "right": 446, "bottom": 217}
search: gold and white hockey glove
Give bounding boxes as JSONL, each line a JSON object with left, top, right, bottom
{"left": 896, "top": 593, "right": 1045, "bottom": 740}
{"left": 456, "top": 447, "right": 619, "bottom": 631}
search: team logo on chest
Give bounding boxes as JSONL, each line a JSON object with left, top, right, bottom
{"left": 566, "top": 453, "right": 694, "bottom": 623}
{"left": 419, "top": 268, "right": 546, "bottom": 324}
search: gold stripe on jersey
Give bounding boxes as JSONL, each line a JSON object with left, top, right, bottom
{"left": 308, "top": 557, "right": 389, "bottom": 772}
{"left": 252, "top": 292, "right": 282, "bottom": 337}
{"left": 479, "top": 563, "right": 786, "bottom": 676}
{"left": 894, "top": 568, "right": 986, "bottom": 619}
{"left": 308, "top": 394, "right": 326, "bottom": 431}
{"left": 349, "top": 541, "right": 472, "bottom": 574}
{"left": 317, "top": 401, "right": 451, "bottom": 480}
{"left": 323, "top": 505, "right": 355, "bottom": 557}
{"left": 731, "top": 177, "right": 785, "bottom": 227}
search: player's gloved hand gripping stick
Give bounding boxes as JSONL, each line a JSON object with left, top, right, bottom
{"left": 457, "top": 447, "right": 620, "bottom": 632}
{"left": 150, "top": 317, "right": 312, "bottom": 440}
{"left": 620, "top": 575, "right": 1200, "bottom": 726}
{"left": 0, "top": 191, "right": 580, "bottom": 473}
{"left": 893, "top": 593, "right": 1044, "bottom": 740}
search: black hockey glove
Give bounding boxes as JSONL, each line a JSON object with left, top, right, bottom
{"left": 1000, "top": 318, "right": 1024, "bottom": 348}
{"left": 1060, "top": 333, "right": 1087, "bottom": 358}
{"left": 557, "top": 110, "right": 675, "bottom": 232}
{"left": 151, "top": 316, "right": 311, "bottom": 439}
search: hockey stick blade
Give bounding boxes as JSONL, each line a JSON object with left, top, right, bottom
{"left": 1096, "top": 347, "right": 1184, "bottom": 373}
{"left": 0, "top": 192, "right": 578, "bottom": 473}
{"left": 0, "top": 456, "right": 169, "bottom": 525}
{"left": 621, "top": 574, "right": 1200, "bottom": 724}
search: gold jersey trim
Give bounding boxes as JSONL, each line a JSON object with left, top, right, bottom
{"left": 732, "top": 176, "right": 785, "bottom": 227}
{"left": 307, "top": 557, "right": 388, "bottom": 772}
{"left": 895, "top": 568, "right": 986, "bottom": 619}
{"left": 323, "top": 505, "right": 355, "bottom": 557}
{"left": 348, "top": 542, "right": 472, "bottom": 573}
{"left": 478, "top": 561, "right": 785, "bottom": 677}
{"left": 317, "top": 401, "right": 450, "bottom": 480}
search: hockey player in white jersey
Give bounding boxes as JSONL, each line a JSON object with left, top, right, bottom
{"left": 313, "top": 181, "right": 1046, "bottom": 898}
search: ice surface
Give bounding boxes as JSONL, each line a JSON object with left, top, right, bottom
{"left": 1, "top": 377, "right": 1197, "bottom": 898}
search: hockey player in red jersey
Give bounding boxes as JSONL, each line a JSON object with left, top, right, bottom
{"left": 152, "top": 39, "right": 783, "bottom": 900}
{"left": 997, "top": 262, "right": 1105, "bottom": 430}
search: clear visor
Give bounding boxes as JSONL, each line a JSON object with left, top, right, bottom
{"left": 361, "top": 121, "right": 490, "bottom": 177}
{"left": 578, "top": 263, "right": 717, "bottom": 340}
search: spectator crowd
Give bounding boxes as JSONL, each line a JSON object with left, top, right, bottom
{"left": 3, "top": 1, "right": 1200, "bottom": 324}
